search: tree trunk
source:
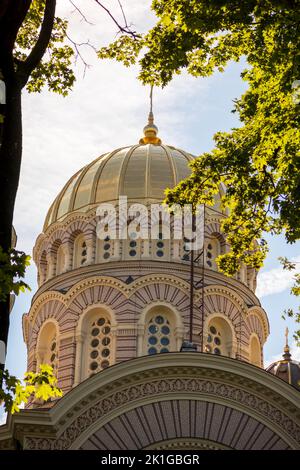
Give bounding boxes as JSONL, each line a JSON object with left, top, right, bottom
{"left": 0, "top": 77, "right": 22, "bottom": 373}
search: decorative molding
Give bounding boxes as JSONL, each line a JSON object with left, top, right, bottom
{"left": 23, "top": 375, "right": 300, "bottom": 450}
{"left": 1, "top": 354, "right": 300, "bottom": 450}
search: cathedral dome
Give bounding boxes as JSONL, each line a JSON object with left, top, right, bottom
{"left": 44, "top": 130, "right": 194, "bottom": 231}
{"left": 266, "top": 332, "right": 300, "bottom": 390}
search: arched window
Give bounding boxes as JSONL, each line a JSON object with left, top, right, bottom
{"left": 204, "top": 317, "right": 233, "bottom": 357}
{"left": 56, "top": 244, "right": 65, "bottom": 275}
{"left": 247, "top": 268, "right": 257, "bottom": 291}
{"left": 249, "top": 334, "right": 261, "bottom": 367}
{"left": 76, "top": 308, "right": 116, "bottom": 383}
{"left": 126, "top": 230, "right": 141, "bottom": 260}
{"left": 87, "top": 316, "right": 112, "bottom": 375}
{"left": 141, "top": 305, "right": 180, "bottom": 356}
{"left": 39, "top": 250, "right": 48, "bottom": 285}
{"left": 37, "top": 321, "right": 59, "bottom": 374}
{"left": 237, "top": 263, "right": 247, "bottom": 284}
{"left": 146, "top": 314, "right": 172, "bottom": 355}
{"left": 96, "top": 231, "right": 114, "bottom": 263}
{"left": 205, "top": 237, "right": 220, "bottom": 270}
{"left": 73, "top": 234, "right": 87, "bottom": 268}
{"left": 151, "top": 226, "right": 170, "bottom": 261}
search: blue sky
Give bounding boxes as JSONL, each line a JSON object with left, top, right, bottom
{"left": 1, "top": 0, "right": 299, "bottom": 422}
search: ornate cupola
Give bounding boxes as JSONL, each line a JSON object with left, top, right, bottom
{"left": 22, "top": 112, "right": 269, "bottom": 405}
{"left": 266, "top": 329, "right": 300, "bottom": 390}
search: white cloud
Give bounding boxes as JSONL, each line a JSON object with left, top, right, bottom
{"left": 256, "top": 256, "right": 300, "bottom": 298}
{"left": 14, "top": 1, "right": 212, "bottom": 257}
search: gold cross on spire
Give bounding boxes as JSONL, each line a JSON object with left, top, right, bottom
{"left": 283, "top": 326, "right": 290, "bottom": 357}
{"left": 285, "top": 327, "right": 289, "bottom": 347}
{"left": 139, "top": 85, "right": 161, "bottom": 145}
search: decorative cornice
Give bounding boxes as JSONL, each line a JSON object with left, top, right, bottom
{"left": 1, "top": 354, "right": 299, "bottom": 450}
{"left": 28, "top": 273, "right": 191, "bottom": 324}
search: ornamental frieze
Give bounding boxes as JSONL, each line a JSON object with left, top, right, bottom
{"left": 23, "top": 376, "right": 300, "bottom": 450}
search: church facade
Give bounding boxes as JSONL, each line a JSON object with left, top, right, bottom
{"left": 0, "top": 117, "right": 299, "bottom": 450}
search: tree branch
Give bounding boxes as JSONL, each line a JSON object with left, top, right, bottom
{"left": 66, "top": 33, "right": 97, "bottom": 76}
{"left": 94, "top": 0, "right": 139, "bottom": 38}
{"left": 18, "top": 0, "right": 56, "bottom": 85}
{"left": 69, "top": 0, "right": 94, "bottom": 25}
{"left": 0, "top": 0, "right": 32, "bottom": 80}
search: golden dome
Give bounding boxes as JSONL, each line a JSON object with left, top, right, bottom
{"left": 44, "top": 141, "right": 194, "bottom": 231}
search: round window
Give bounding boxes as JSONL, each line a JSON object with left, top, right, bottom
{"left": 149, "top": 336, "right": 158, "bottom": 345}
{"left": 161, "top": 325, "right": 170, "bottom": 335}
{"left": 161, "top": 337, "right": 170, "bottom": 346}
{"left": 90, "top": 361, "right": 98, "bottom": 371}
{"left": 155, "top": 316, "right": 164, "bottom": 324}
{"left": 97, "top": 318, "right": 105, "bottom": 326}
{"left": 148, "top": 347, "right": 157, "bottom": 355}
{"left": 129, "top": 232, "right": 137, "bottom": 239}
{"left": 129, "top": 250, "right": 136, "bottom": 257}
{"left": 91, "top": 327, "right": 100, "bottom": 336}
{"left": 91, "top": 339, "right": 99, "bottom": 348}
{"left": 90, "top": 350, "right": 99, "bottom": 359}
{"left": 102, "top": 337, "right": 111, "bottom": 346}
{"left": 149, "top": 324, "right": 158, "bottom": 334}
{"left": 209, "top": 326, "right": 217, "bottom": 335}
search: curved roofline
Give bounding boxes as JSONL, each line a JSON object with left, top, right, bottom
{"left": 43, "top": 143, "right": 195, "bottom": 231}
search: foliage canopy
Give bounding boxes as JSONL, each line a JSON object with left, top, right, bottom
{"left": 99, "top": 0, "right": 300, "bottom": 275}
{"left": 0, "top": 364, "right": 62, "bottom": 414}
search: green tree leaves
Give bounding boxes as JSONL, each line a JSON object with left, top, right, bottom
{"left": 0, "top": 247, "right": 31, "bottom": 302}
{"left": 0, "top": 365, "right": 62, "bottom": 414}
{"left": 98, "top": 0, "right": 300, "bottom": 277}
{"left": 14, "top": 1, "right": 75, "bottom": 94}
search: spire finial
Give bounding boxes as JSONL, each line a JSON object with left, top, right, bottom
{"left": 285, "top": 327, "right": 289, "bottom": 348}
{"left": 283, "top": 327, "right": 291, "bottom": 361}
{"left": 139, "top": 85, "right": 161, "bottom": 145}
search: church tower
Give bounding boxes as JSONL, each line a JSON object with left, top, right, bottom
{"left": 23, "top": 116, "right": 268, "bottom": 398}
{"left": 1, "top": 116, "right": 299, "bottom": 450}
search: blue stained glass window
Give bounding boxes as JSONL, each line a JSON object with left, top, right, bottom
{"left": 148, "top": 347, "right": 157, "bottom": 355}
{"left": 149, "top": 336, "right": 157, "bottom": 345}
{"left": 155, "top": 316, "right": 164, "bottom": 324}
{"left": 161, "top": 337, "right": 170, "bottom": 346}
{"left": 149, "top": 324, "right": 158, "bottom": 334}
